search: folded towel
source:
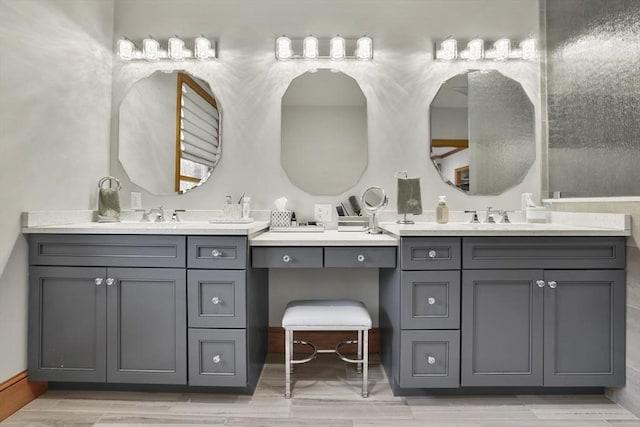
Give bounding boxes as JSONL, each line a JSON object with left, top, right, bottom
{"left": 98, "top": 188, "right": 121, "bottom": 222}
{"left": 397, "top": 177, "right": 422, "bottom": 215}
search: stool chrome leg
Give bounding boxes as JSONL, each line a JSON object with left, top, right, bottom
{"left": 285, "top": 329, "right": 292, "bottom": 398}
{"left": 362, "top": 330, "right": 369, "bottom": 398}
{"left": 356, "top": 330, "right": 363, "bottom": 373}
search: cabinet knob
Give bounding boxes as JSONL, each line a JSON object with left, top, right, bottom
{"left": 95, "top": 278, "right": 104, "bottom": 286}
{"left": 428, "top": 297, "right": 436, "bottom": 305}
{"left": 357, "top": 254, "right": 365, "bottom": 262}
{"left": 428, "top": 250, "right": 437, "bottom": 258}
{"left": 536, "top": 280, "right": 546, "bottom": 288}
{"left": 548, "top": 280, "right": 557, "bottom": 289}
{"left": 106, "top": 278, "right": 115, "bottom": 286}
{"left": 211, "top": 249, "right": 222, "bottom": 257}
{"left": 427, "top": 356, "right": 436, "bottom": 365}
{"left": 212, "top": 355, "right": 221, "bottom": 364}
{"left": 211, "top": 297, "right": 221, "bottom": 305}
{"left": 282, "top": 255, "right": 291, "bottom": 263}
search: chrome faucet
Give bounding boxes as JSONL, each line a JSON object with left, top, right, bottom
{"left": 485, "top": 207, "right": 499, "bottom": 223}
{"left": 171, "top": 209, "right": 186, "bottom": 222}
{"left": 151, "top": 206, "right": 165, "bottom": 222}
{"left": 135, "top": 209, "right": 151, "bottom": 222}
{"left": 464, "top": 210, "right": 480, "bottom": 223}
{"left": 499, "top": 210, "right": 512, "bottom": 223}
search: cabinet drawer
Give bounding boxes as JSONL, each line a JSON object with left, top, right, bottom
{"left": 463, "top": 237, "right": 625, "bottom": 269}
{"left": 401, "top": 237, "right": 461, "bottom": 270}
{"left": 401, "top": 271, "right": 460, "bottom": 329}
{"left": 188, "top": 236, "right": 247, "bottom": 269}
{"left": 400, "top": 330, "right": 460, "bottom": 388}
{"left": 29, "top": 235, "right": 185, "bottom": 268}
{"left": 188, "top": 270, "right": 246, "bottom": 328}
{"left": 324, "top": 247, "right": 396, "bottom": 268}
{"left": 252, "top": 247, "right": 323, "bottom": 268}
{"left": 188, "top": 329, "right": 246, "bottom": 387}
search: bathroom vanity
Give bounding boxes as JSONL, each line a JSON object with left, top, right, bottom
{"left": 22, "top": 212, "right": 630, "bottom": 395}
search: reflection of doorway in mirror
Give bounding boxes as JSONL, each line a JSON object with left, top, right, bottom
{"left": 455, "top": 165, "right": 470, "bottom": 191}
{"left": 430, "top": 139, "right": 469, "bottom": 188}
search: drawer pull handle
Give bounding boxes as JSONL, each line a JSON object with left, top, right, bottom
{"left": 428, "top": 250, "right": 437, "bottom": 258}
{"left": 357, "top": 254, "right": 365, "bottom": 262}
{"left": 427, "top": 356, "right": 436, "bottom": 365}
{"left": 548, "top": 280, "right": 557, "bottom": 289}
{"left": 211, "top": 249, "right": 222, "bottom": 257}
{"left": 95, "top": 278, "right": 104, "bottom": 286}
{"left": 211, "top": 297, "right": 221, "bottom": 305}
{"left": 106, "top": 278, "right": 115, "bottom": 286}
{"left": 283, "top": 255, "right": 291, "bottom": 263}
{"left": 428, "top": 297, "right": 436, "bottom": 305}
{"left": 536, "top": 280, "right": 546, "bottom": 288}
{"left": 212, "top": 355, "right": 221, "bottom": 364}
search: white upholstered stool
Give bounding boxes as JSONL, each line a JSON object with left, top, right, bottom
{"left": 281, "top": 299, "right": 372, "bottom": 398}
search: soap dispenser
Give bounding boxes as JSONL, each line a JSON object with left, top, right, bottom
{"left": 436, "top": 195, "right": 449, "bottom": 224}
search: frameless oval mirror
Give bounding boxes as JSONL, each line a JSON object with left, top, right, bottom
{"left": 430, "top": 70, "right": 535, "bottom": 195}
{"left": 281, "top": 69, "right": 367, "bottom": 195}
{"left": 361, "top": 186, "right": 387, "bottom": 234}
{"left": 119, "top": 71, "right": 221, "bottom": 195}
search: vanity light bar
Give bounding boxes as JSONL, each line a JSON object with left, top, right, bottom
{"left": 435, "top": 37, "right": 537, "bottom": 61}
{"left": 276, "top": 35, "right": 373, "bottom": 61}
{"left": 117, "top": 35, "right": 217, "bottom": 62}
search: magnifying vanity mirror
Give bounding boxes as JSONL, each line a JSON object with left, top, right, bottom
{"left": 361, "top": 186, "right": 388, "bottom": 234}
{"left": 281, "top": 69, "right": 368, "bottom": 195}
{"left": 430, "top": 70, "right": 535, "bottom": 195}
{"left": 118, "top": 71, "right": 221, "bottom": 195}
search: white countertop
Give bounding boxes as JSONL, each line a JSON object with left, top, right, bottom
{"left": 250, "top": 230, "right": 399, "bottom": 246}
{"left": 379, "top": 222, "right": 630, "bottom": 237}
{"left": 21, "top": 221, "right": 271, "bottom": 236}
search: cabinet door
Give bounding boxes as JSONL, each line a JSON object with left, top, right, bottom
{"left": 461, "top": 270, "right": 543, "bottom": 386}
{"left": 28, "top": 266, "right": 106, "bottom": 382}
{"left": 107, "top": 268, "right": 186, "bottom": 384}
{"left": 544, "top": 270, "right": 625, "bottom": 386}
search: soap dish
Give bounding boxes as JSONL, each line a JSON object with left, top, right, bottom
{"left": 209, "top": 218, "right": 254, "bottom": 224}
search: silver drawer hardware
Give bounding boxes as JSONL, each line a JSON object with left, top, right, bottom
{"left": 283, "top": 255, "right": 291, "bottom": 263}
{"left": 536, "top": 280, "right": 546, "bottom": 288}
{"left": 95, "top": 278, "right": 104, "bottom": 286}
{"left": 428, "top": 297, "right": 436, "bottom": 305}
{"left": 357, "top": 254, "right": 365, "bottom": 262}
{"left": 427, "top": 356, "right": 436, "bottom": 365}
{"left": 211, "top": 297, "right": 221, "bottom": 305}
{"left": 106, "top": 278, "right": 115, "bottom": 286}
{"left": 428, "top": 250, "right": 437, "bottom": 258}
{"left": 211, "top": 249, "right": 222, "bottom": 257}
{"left": 548, "top": 280, "right": 558, "bottom": 289}
{"left": 212, "top": 355, "right": 221, "bottom": 364}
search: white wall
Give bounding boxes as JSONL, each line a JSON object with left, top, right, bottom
{"left": 112, "top": 0, "right": 541, "bottom": 325}
{"left": 0, "top": 0, "right": 113, "bottom": 381}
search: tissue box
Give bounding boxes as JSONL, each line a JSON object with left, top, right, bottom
{"left": 270, "top": 210, "right": 292, "bottom": 227}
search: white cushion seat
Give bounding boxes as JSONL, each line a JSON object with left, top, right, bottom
{"left": 282, "top": 299, "right": 372, "bottom": 330}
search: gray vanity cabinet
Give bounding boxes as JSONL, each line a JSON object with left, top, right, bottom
{"left": 28, "top": 265, "right": 186, "bottom": 384}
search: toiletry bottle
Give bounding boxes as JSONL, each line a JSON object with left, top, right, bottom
{"left": 291, "top": 212, "right": 297, "bottom": 226}
{"left": 241, "top": 196, "right": 251, "bottom": 219}
{"left": 436, "top": 196, "right": 449, "bottom": 224}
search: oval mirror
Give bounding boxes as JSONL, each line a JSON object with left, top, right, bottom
{"left": 119, "top": 71, "right": 221, "bottom": 194}
{"left": 361, "top": 186, "right": 387, "bottom": 234}
{"left": 430, "top": 70, "right": 534, "bottom": 195}
{"left": 281, "top": 69, "right": 367, "bottom": 195}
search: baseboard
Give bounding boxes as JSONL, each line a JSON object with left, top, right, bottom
{"left": 268, "top": 326, "right": 379, "bottom": 353}
{"left": 0, "top": 371, "right": 47, "bottom": 422}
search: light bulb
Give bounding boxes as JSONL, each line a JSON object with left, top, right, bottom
{"left": 438, "top": 38, "right": 457, "bottom": 61}
{"left": 356, "top": 36, "right": 373, "bottom": 60}
{"left": 142, "top": 36, "right": 160, "bottom": 61}
{"left": 467, "top": 38, "right": 484, "bottom": 60}
{"left": 520, "top": 38, "right": 537, "bottom": 60}
{"left": 330, "top": 35, "right": 346, "bottom": 60}
{"left": 168, "top": 36, "right": 186, "bottom": 60}
{"left": 276, "top": 36, "right": 292, "bottom": 60}
{"left": 117, "top": 38, "right": 135, "bottom": 61}
{"left": 303, "top": 35, "right": 319, "bottom": 59}
{"left": 194, "top": 35, "right": 215, "bottom": 60}
{"left": 494, "top": 38, "right": 511, "bottom": 61}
